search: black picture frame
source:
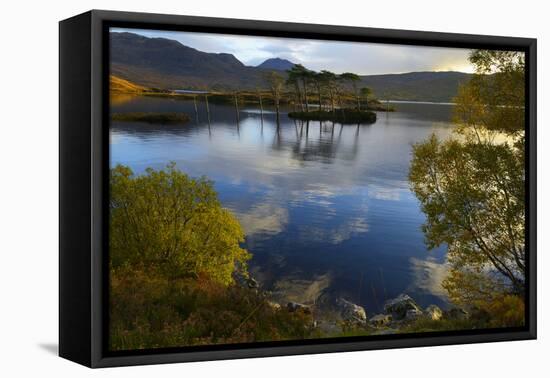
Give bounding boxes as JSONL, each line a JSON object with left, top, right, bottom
{"left": 59, "top": 9, "right": 537, "bottom": 368}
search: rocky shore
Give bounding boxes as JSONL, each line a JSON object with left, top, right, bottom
{"left": 290, "top": 293, "right": 469, "bottom": 336}
{"left": 235, "top": 272, "right": 468, "bottom": 336}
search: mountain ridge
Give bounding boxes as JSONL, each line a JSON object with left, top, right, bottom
{"left": 256, "top": 58, "right": 296, "bottom": 71}
{"left": 110, "top": 32, "right": 472, "bottom": 102}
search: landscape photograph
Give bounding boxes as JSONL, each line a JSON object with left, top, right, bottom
{"left": 107, "top": 27, "right": 526, "bottom": 351}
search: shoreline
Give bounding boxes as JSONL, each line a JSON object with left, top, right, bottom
{"left": 388, "top": 100, "right": 456, "bottom": 106}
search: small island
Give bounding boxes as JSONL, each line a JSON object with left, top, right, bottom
{"left": 288, "top": 109, "right": 377, "bottom": 124}
{"left": 111, "top": 112, "right": 191, "bottom": 124}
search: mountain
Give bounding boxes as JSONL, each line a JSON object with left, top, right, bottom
{"left": 360, "top": 71, "right": 472, "bottom": 102}
{"left": 110, "top": 32, "right": 471, "bottom": 102}
{"left": 256, "top": 58, "right": 296, "bottom": 71}
{"left": 110, "top": 32, "right": 264, "bottom": 90}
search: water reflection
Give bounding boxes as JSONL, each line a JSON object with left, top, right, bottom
{"left": 110, "top": 96, "right": 455, "bottom": 311}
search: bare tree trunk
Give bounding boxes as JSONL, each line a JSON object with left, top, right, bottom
{"left": 258, "top": 91, "right": 264, "bottom": 127}
{"left": 275, "top": 98, "right": 280, "bottom": 124}
{"left": 205, "top": 94, "right": 211, "bottom": 124}
{"left": 295, "top": 83, "right": 304, "bottom": 112}
{"left": 317, "top": 85, "right": 322, "bottom": 112}
{"left": 234, "top": 92, "right": 240, "bottom": 124}
{"left": 302, "top": 79, "right": 309, "bottom": 112}
{"left": 193, "top": 95, "right": 199, "bottom": 122}
{"left": 258, "top": 92, "right": 264, "bottom": 117}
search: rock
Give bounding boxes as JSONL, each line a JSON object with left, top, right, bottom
{"left": 444, "top": 307, "right": 469, "bottom": 320}
{"left": 246, "top": 277, "right": 259, "bottom": 289}
{"left": 233, "top": 271, "right": 259, "bottom": 290}
{"left": 336, "top": 298, "right": 367, "bottom": 323}
{"left": 405, "top": 308, "right": 423, "bottom": 321}
{"left": 384, "top": 294, "right": 422, "bottom": 320}
{"left": 287, "top": 302, "right": 311, "bottom": 314}
{"left": 424, "top": 305, "right": 443, "bottom": 321}
{"left": 370, "top": 314, "right": 392, "bottom": 327}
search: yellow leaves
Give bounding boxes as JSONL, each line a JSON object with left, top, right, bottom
{"left": 110, "top": 164, "right": 250, "bottom": 286}
{"left": 475, "top": 294, "right": 525, "bottom": 328}
{"left": 453, "top": 50, "right": 525, "bottom": 136}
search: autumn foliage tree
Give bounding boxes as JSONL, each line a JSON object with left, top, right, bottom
{"left": 409, "top": 50, "right": 526, "bottom": 320}
{"left": 110, "top": 163, "right": 250, "bottom": 285}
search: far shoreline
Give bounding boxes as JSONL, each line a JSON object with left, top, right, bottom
{"left": 387, "top": 100, "right": 456, "bottom": 106}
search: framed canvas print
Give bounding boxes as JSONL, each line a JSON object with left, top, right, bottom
{"left": 59, "top": 10, "right": 536, "bottom": 368}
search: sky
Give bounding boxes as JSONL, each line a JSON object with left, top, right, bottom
{"left": 112, "top": 27, "right": 476, "bottom": 75}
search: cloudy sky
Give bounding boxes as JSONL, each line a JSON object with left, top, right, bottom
{"left": 112, "top": 27, "right": 475, "bottom": 75}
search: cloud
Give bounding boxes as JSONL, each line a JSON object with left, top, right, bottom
{"left": 271, "top": 273, "right": 332, "bottom": 305}
{"left": 233, "top": 203, "right": 289, "bottom": 237}
{"left": 408, "top": 256, "right": 449, "bottom": 299}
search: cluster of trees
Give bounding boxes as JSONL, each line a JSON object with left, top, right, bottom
{"left": 265, "top": 64, "right": 373, "bottom": 114}
{"left": 409, "top": 50, "right": 526, "bottom": 324}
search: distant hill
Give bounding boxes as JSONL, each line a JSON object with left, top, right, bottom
{"left": 110, "top": 32, "right": 472, "bottom": 102}
{"left": 256, "top": 58, "right": 296, "bottom": 71}
{"left": 360, "top": 71, "right": 472, "bottom": 102}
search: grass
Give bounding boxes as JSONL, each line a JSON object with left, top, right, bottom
{"left": 288, "top": 109, "right": 377, "bottom": 124}
{"left": 398, "top": 317, "right": 486, "bottom": 333}
{"left": 109, "top": 269, "right": 319, "bottom": 351}
{"left": 111, "top": 112, "right": 191, "bottom": 124}
{"left": 110, "top": 75, "right": 147, "bottom": 94}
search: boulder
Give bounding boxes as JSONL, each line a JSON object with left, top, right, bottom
{"left": 233, "top": 272, "right": 259, "bottom": 290}
{"left": 336, "top": 298, "right": 367, "bottom": 323}
{"left": 384, "top": 294, "right": 422, "bottom": 320}
{"left": 405, "top": 308, "right": 423, "bottom": 321}
{"left": 444, "top": 307, "right": 469, "bottom": 320}
{"left": 267, "top": 301, "right": 281, "bottom": 310}
{"left": 424, "top": 305, "right": 443, "bottom": 321}
{"left": 369, "top": 314, "right": 392, "bottom": 327}
{"left": 287, "top": 302, "right": 311, "bottom": 314}
{"left": 246, "top": 277, "right": 259, "bottom": 289}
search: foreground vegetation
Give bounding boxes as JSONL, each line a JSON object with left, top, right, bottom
{"left": 110, "top": 270, "right": 318, "bottom": 349}
{"left": 109, "top": 164, "right": 318, "bottom": 350}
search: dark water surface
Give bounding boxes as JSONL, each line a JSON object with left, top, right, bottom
{"left": 110, "top": 96, "right": 455, "bottom": 313}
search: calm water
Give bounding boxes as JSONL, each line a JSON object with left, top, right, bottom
{"left": 110, "top": 96, "right": 455, "bottom": 313}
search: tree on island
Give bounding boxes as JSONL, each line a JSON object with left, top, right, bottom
{"left": 360, "top": 87, "right": 373, "bottom": 110}
{"left": 340, "top": 72, "right": 362, "bottom": 110}
{"left": 319, "top": 70, "right": 339, "bottom": 113}
{"left": 287, "top": 64, "right": 313, "bottom": 112}
{"left": 312, "top": 72, "right": 326, "bottom": 111}
{"left": 265, "top": 71, "right": 285, "bottom": 123}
